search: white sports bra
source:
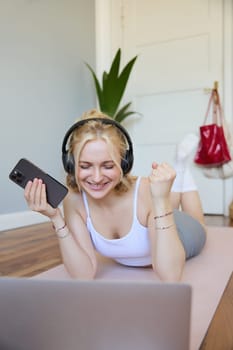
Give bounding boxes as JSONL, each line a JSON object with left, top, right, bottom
{"left": 82, "top": 177, "right": 152, "bottom": 267}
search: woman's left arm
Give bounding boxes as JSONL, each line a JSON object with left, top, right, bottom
{"left": 148, "top": 162, "right": 185, "bottom": 282}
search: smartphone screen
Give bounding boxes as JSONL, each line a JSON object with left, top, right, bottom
{"left": 9, "top": 158, "right": 68, "bottom": 208}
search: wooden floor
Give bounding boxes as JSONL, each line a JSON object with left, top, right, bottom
{"left": 0, "top": 222, "right": 62, "bottom": 277}
{"left": 0, "top": 215, "right": 232, "bottom": 278}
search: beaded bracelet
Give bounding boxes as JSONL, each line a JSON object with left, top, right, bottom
{"left": 52, "top": 223, "right": 70, "bottom": 239}
{"left": 53, "top": 223, "right": 66, "bottom": 232}
{"left": 154, "top": 211, "right": 173, "bottom": 220}
{"left": 155, "top": 223, "right": 174, "bottom": 230}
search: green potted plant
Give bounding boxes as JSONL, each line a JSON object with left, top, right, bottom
{"left": 86, "top": 48, "right": 138, "bottom": 123}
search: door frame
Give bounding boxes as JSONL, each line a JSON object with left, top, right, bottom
{"left": 223, "top": 0, "right": 233, "bottom": 215}
{"left": 95, "top": 0, "right": 233, "bottom": 215}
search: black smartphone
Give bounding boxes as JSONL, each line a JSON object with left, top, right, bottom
{"left": 9, "top": 158, "right": 68, "bottom": 208}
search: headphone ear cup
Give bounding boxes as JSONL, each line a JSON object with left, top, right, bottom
{"left": 121, "top": 149, "right": 134, "bottom": 175}
{"left": 121, "top": 158, "right": 128, "bottom": 175}
{"left": 62, "top": 152, "right": 75, "bottom": 175}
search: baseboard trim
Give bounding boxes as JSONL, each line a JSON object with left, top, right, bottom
{"left": 0, "top": 211, "right": 49, "bottom": 231}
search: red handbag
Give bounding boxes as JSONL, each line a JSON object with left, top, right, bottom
{"left": 194, "top": 89, "right": 231, "bottom": 167}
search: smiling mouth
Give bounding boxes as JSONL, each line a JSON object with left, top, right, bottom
{"left": 86, "top": 181, "right": 110, "bottom": 190}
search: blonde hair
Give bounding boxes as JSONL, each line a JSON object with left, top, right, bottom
{"left": 66, "top": 109, "right": 135, "bottom": 194}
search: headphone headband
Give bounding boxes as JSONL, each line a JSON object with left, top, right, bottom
{"left": 62, "top": 117, "right": 134, "bottom": 175}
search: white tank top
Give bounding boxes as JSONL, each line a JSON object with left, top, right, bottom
{"left": 82, "top": 177, "right": 152, "bottom": 267}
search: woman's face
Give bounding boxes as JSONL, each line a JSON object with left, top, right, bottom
{"left": 75, "top": 139, "right": 122, "bottom": 198}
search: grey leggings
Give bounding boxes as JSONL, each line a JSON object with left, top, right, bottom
{"left": 173, "top": 209, "right": 206, "bottom": 260}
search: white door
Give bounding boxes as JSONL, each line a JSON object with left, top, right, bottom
{"left": 96, "top": 0, "right": 233, "bottom": 215}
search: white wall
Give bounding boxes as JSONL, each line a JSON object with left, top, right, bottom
{"left": 0, "top": 0, "right": 96, "bottom": 230}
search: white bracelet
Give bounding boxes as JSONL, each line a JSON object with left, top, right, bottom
{"left": 155, "top": 224, "right": 174, "bottom": 230}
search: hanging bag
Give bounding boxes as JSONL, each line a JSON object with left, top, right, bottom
{"left": 194, "top": 89, "right": 231, "bottom": 167}
{"left": 203, "top": 118, "right": 233, "bottom": 179}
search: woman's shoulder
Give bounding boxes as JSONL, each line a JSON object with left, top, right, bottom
{"left": 64, "top": 188, "right": 81, "bottom": 202}
{"left": 63, "top": 189, "right": 85, "bottom": 216}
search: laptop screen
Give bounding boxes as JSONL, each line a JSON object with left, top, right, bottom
{"left": 0, "top": 278, "right": 191, "bottom": 350}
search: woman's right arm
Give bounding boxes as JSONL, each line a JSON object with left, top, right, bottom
{"left": 24, "top": 178, "right": 97, "bottom": 279}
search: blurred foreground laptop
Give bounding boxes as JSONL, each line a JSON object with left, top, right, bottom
{"left": 0, "top": 278, "right": 191, "bottom": 350}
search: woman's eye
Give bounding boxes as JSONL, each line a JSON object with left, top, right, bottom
{"left": 79, "top": 164, "right": 90, "bottom": 169}
{"left": 105, "top": 166, "right": 113, "bottom": 169}
{"left": 104, "top": 163, "right": 114, "bottom": 169}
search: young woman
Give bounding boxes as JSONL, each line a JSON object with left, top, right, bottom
{"left": 24, "top": 109, "right": 206, "bottom": 281}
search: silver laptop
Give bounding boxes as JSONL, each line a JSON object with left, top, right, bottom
{"left": 0, "top": 278, "right": 191, "bottom": 350}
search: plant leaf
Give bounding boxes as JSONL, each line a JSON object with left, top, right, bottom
{"left": 116, "top": 110, "right": 137, "bottom": 123}
{"left": 85, "top": 49, "right": 139, "bottom": 122}
{"left": 102, "top": 49, "right": 121, "bottom": 94}
{"left": 116, "top": 55, "right": 137, "bottom": 105}
{"left": 108, "top": 49, "right": 121, "bottom": 80}
{"left": 101, "top": 49, "right": 122, "bottom": 115}
{"left": 114, "top": 102, "right": 131, "bottom": 119}
{"left": 101, "top": 53, "right": 138, "bottom": 116}
{"left": 102, "top": 71, "right": 109, "bottom": 87}
{"left": 114, "top": 102, "right": 136, "bottom": 123}
{"left": 85, "top": 63, "right": 104, "bottom": 110}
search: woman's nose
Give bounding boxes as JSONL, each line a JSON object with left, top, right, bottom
{"left": 92, "top": 167, "right": 102, "bottom": 182}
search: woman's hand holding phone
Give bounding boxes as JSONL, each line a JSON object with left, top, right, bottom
{"left": 24, "top": 178, "right": 58, "bottom": 219}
